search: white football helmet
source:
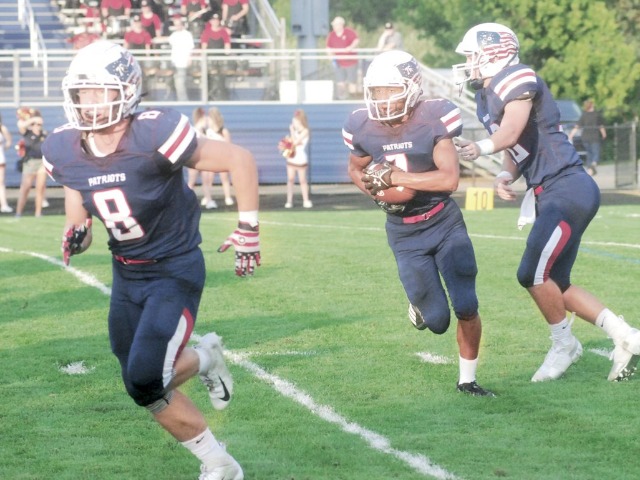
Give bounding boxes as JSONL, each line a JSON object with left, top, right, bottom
{"left": 62, "top": 41, "right": 142, "bottom": 130}
{"left": 452, "top": 23, "right": 519, "bottom": 90}
{"left": 363, "top": 50, "right": 423, "bottom": 122}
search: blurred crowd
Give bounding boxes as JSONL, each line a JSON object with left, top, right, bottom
{"left": 62, "top": 0, "right": 250, "bottom": 46}
{"left": 59, "top": 0, "right": 253, "bottom": 101}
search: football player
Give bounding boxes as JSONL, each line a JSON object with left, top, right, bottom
{"left": 452, "top": 23, "right": 640, "bottom": 382}
{"left": 42, "top": 41, "right": 257, "bottom": 479}
{"left": 343, "top": 50, "right": 494, "bottom": 397}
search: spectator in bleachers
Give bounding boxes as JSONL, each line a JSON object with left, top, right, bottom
{"left": 200, "top": 13, "right": 231, "bottom": 99}
{"left": 326, "top": 16, "right": 360, "bottom": 100}
{"left": 376, "top": 22, "right": 403, "bottom": 52}
{"left": 79, "top": 1, "right": 105, "bottom": 33}
{"left": 140, "top": 0, "right": 164, "bottom": 38}
{"left": 124, "top": 17, "right": 154, "bottom": 94}
{"left": 221, "top": 0, "right": 248, "bottom": 38}
{"left": 200, "top": 13, "right": 230, "bottom": 51}
{"left": 168, "top": 15, "right": 195, "bottom": 101}
{"left": 181, "top": 0, "right": 209, "bottom": 24}
{"left": 100, "top": 0, "right": 131, "bottom": 18}
{"left": 102, "top": 0, "right": 131, "bottom": 38}
{"left": 68, "top": 25, "right": 101, "bottom": 49}
{"left": 0, "top": 113, "right": 13, "bottom": 213}
{"left": 124, "top": 16, "right": 153, "bottom": 50}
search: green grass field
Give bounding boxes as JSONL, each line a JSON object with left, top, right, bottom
{"left": 1, "top": 194, "right": 640, "bottom": 480}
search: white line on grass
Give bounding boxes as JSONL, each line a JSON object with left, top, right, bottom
{"left": 1, "top": 247, "right": 460, "bottom": 480}
{"left": 201, "top": 218, "right": 640, "bottom": 250}
{"left": 217, "top": 348, "right": 459, "bottom": 480}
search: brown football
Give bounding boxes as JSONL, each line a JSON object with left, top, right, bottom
{"left": 365, "top": 163, "right": 417, "bottom": 204}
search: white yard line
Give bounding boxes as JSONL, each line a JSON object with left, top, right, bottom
{"left": 0, "top": 247, "right": 460, "bottom": 480}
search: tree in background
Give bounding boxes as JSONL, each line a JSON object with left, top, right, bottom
{"left": 394, "top": 0, "right": 640, "bottom": 121}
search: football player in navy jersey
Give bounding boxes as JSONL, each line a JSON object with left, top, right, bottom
{"left": 453, "top": 23, "right": 640, "bottom": 382}
{"left": 42, "top": 41, "right": 255, "bottom": 480}
{"left": 343, "top": 50, "right": 494, "bottom": 397}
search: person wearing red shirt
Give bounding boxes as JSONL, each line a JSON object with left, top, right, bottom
{"left": 140, "top": 0, "right": 163, "bottom": 38}
{"left": 200, "top": 13, "right": 231, "bottom": 99}
{"left": 326, "top": 16, "right": 360, "bottom": 100}
{"left": 221, "top": 0, "right": 248, "bottom": 37}
{"left": 124, "top": 16, "right": 153, "bottom": 50}
{"left": 200, "top": 13, "right": 230, "bottom": 50}
{"left": 100, "top": 0, "right": 131, "bottom": 18}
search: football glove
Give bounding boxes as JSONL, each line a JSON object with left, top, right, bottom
{"left": 62, "top": 218, "right": 92, "bottom": 266}
{"left": 217, "top": 222, "right": 261, "bottom": 277}
{"left": 362, "top": 161, "right": 393, "bottom": 195}
{"left": 374, "top": 198, "right": 406, "bottom": 214}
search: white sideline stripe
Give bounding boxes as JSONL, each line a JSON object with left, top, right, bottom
{"left": 225, "top": 350, "right": 459, "bottom": 480}
{"left": 1, "top": 247, "right": 459, "bottom": 480}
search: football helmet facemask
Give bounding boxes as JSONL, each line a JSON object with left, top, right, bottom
{"left": 363, "top": 50, "right": 423, "bottom": 123}
{"left": 452, "top": 23, "right": 519, "bottom": 91}
{"left": 62, "top": 41, "right": 142, "bottom": 130}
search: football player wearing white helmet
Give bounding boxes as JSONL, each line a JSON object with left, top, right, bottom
{"left": 452, "top": 22, "right": 519, "bottom": 92}
{"left": 43, "top": 41, "right": 259, "bottom": 479}
{"left": 453, "top": 24, "right": 640, "bottom": 383}
{"left": 344, "top": 50, "right": 495, "bottom": 397}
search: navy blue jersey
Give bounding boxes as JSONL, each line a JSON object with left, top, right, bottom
{"left": 475, "top": 63, "right": 582, "bottom": 187}
{"left": 42, "top": 108, "right": 201, "bottom": 260}
{"left": 342, "top": 99, "right": 463, "bottom": 216}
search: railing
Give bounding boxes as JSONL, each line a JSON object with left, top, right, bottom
{"left": 17, "top": 0, "right": 49, "bottom": 96}
{"left": 0, "top": 47, "right": 480, "bottom": 107}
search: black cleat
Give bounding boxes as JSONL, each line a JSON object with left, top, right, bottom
{"left": 457, "top": 381, "right": 496, "bottom": 397}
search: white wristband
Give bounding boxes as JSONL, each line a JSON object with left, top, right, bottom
{"left": 476, "top": 139, "right": 495, "bottom": 156}
{"left": 239, "top": 210, "right": 259, "bottom": 227}
{"left": 496, "top": 171, "right": 514, "bottom": 182}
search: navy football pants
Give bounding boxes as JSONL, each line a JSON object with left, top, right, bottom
{"left": 386, "top": 200, "right": 479, "bottom": 334}
{"left": 517, "top": 170, "right": 600, "bottom": 291}
{"left": 108, "top": 248, "right": 206, "bottom": 407}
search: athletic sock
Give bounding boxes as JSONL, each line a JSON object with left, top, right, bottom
{"left": 181, "top": 428, "right": 225, "bottom": 465}
{"left": 550, "top": 318, "right": 573, "bottom": 345}
{"left": 458, "top": 356, "right": 478, "bottom": 384}
{"left": 596, "top": 308, "right": 631, "bottom": 342}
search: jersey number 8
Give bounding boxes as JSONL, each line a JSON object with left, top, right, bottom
{"left": 93, "top": 189, "right": 145, "bottom": 241}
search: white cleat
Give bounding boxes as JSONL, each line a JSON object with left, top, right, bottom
{"left": 608, "top": 328, "right": 640, "bottom": 381}
{"left": 531, "top": 336, "right": 583, "bottom": 382}
{"left": 199, "top": 450, "right": 244, "bottom": 480}
{"left": 196, "top": 333, "right": 233, "bottom": 410}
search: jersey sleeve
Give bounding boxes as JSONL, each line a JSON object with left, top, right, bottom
{"left": 342, "top": 109, "right": 369, "bottom": 157}
{"left": 491, "top": 65, "right": 539, "bottom": 104}
{"left": 134, "top": 108, "right": 198, "bottom": 171}
{"left": 424, "top": 99, "right": 463, "bottom": 142}
{"left": 41, "top": 124, "right": 82, "bottom": 187}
